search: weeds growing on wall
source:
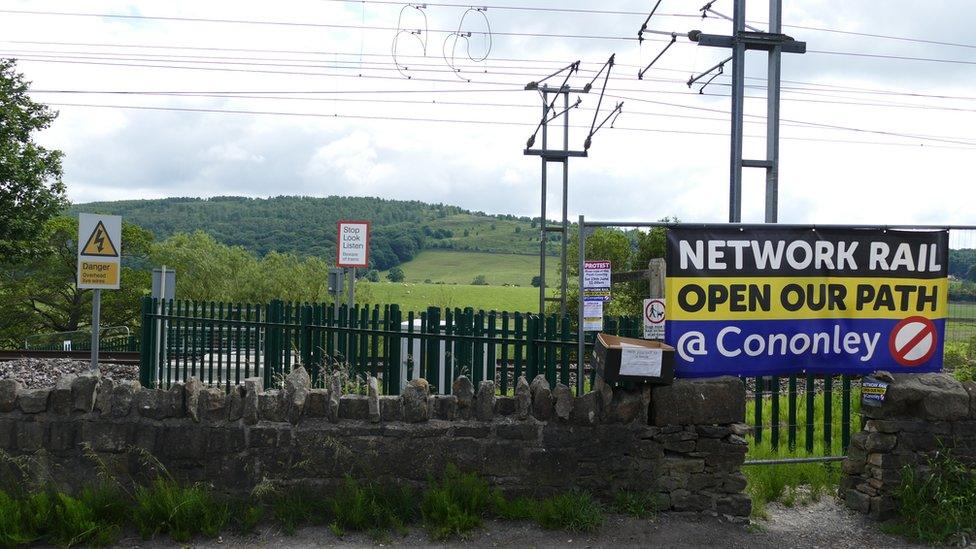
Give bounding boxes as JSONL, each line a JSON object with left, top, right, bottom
{"left": 884, "top": 449, "right": 976, "bottom": 543}
{"left": 0, "top": 444, "right": 621, "bottom": 545}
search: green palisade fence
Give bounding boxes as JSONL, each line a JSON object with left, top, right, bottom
{"left": 138, "top": 295, "right": 858, "bottom": 456}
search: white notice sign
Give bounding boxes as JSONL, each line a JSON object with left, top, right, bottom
{"left": 336, "top": 220, "right": 370, "bottom": 268}
{"left": 583, "top": 300, "right": 604, "bottom": 331}
{"left": 619, "top": 346, "right": 663, "bottom": 377}
{"left": 643, "top": 298, "right": 666, "bottom": 340}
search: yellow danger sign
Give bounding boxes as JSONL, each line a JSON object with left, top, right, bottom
{"left": 77, "top": 214, "right": 122, "bottom": 290}
{"left": 78, "top": 261, "right": 119, "bottom": 287}
{"left": 80, "top": 221, "right": 119, "bottom": 257}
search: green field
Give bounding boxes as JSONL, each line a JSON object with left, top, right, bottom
{"left": 389, "top": 250, "right": 556, "bottom": 286}
{"left": 361, "top": 282, "right": 544, "bottom": 313}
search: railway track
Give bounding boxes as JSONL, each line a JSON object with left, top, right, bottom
{"left": 0, "top": 349, "right": 140, "bottom": 365}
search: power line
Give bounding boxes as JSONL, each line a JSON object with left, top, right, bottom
{"left": 30, "top": 89, "right": 976, "bottom": 145}
{"left": 43, "top": 101, "right": 976, "bottom": 150}
{"left": 14, "top": 54, "right": 976, "bottom": 114}
{"left": 7, "top": 40, "right": 976, "bottom": 103}
{"left": 0, "top": 8, "right": 645, "bottom": 42}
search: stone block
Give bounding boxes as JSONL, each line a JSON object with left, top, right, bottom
{"left": 553, "top": 383, "right": 573, "bottom": 420}
{"left": 83, "top": 422, "right": 132, "bottom": 452}
{"left": 243, "top": 377, "right": 262, "bottom": 425}
{"left": 864, "top": 432, "right": 897, "bottom": 453}
{"left": 530, "top": 375, "right": 553, "bottom": 420}
{"left": 71, "top": 374, "right": 99, "bottom": 413}
{"left": 184, "top": 377, "right": 205, "bottom": 421}
{"left": 17, "top": 388, "right": 50, "bottom": 414}
{"left": 329, "top": 373, "right": 341, "bottom": 422}
{"left": 380, "top": 396, "right": 404, "bottom": 421}
{"left": 651, "top": 377, "right": 745, "bottom": 426}
{"left": 16, "top": 421, "right": 45, "bottom": 451}
{"left": 161, "top": 425, "right": 207, "bottom": 459}
{"left": 339, "top": 395, "right": 370, "bottom": 420}
{"left": 49, "top": 375, "right": 75, "bottom": 414}
{"left": 865, "top": 418, "right": 950, "bottom": 435}
{"left": 367, "top": 377, "right": 380, "bottom": 423}
{"left": 0, "top": 379, "right": 20, "bottom": 412}
{"left": 514, "top": 376, "right": 531, "bottom": 420}
{"left": 48, "top": 420, "right": 77, "bottom": 452}
{"left": 570, "top": 391, "right": 600, "bottom": 425}
{"left": 259, "top": 391, "right": 286, "bottom": 422}
{"left": 496, "top": 422, "right": 539, "bottom": 441}
{"left": 475, "top": 381, "right": 495, "bottom": 421}
{"left": 670, "top": 489, "right": 712, "bottom": 512}
{"left": 604, "top": 386, "right": 646, "bottom": 424}
{"left": 136, "top": 389, "right": 175, "bottom": 420}
{"left": 872, "top": 373, "right": 969, "bottom": 421}
{"left": 199, "top": 387, "right": 226, "bottom": 422}
{"left": 846, "top": 488, "right": 870, "bottom": 513}
{"left": 225, "top": 385, "right": 244, "bottom": 422}
{"left": 108, "top": 381, "right": 140, "bottom": 418}
{"left": 453, "top": 376, "right": 474, "bottom": 419}
{"left": 696, "top": 425, "right": 731, "bottom": 438}
{"left": 494, "top": 396, "right": 516, "bottom": 416}
{"left": 94, "top": 377, "right": 114, "bottom": 415}
{"left": 430, "top": 395, "right": 457, "bottom": 420}
{"left": 715, "top": 494, "right": 750, "bottom": 516}
{"left": 402, "top": 379, "right": 430, "bottom": 422}
{"left": 306, "top": 388, "right": 329, "bottom": 417}
{"left": 0, "top": 419, "right": 15, "bottom": 449}
{"left": 453, "top": 424, "right": 491, "bottom": 438}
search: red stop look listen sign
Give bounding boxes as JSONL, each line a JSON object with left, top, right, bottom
{"left": 888, "top": 316, "right": 938, "bottom": 367}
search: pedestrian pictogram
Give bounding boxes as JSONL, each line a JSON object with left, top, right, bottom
{"left": 80, "top": 221, "right": 119, "bottom": 257}
{"left": 643, "top": 298, "right": 666, "bottom": 340}
{"left": 888, "top": 316, "right": 938, "bottom": 367}
{"left": 645, "top": 299, "right": 665, "bottom": 324}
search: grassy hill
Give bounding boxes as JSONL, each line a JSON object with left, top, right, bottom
{"left": 390, "top": 250, "right": 556, "bottom": 287}
{"left": 71, "top": 196, "right": 553, "bottom": 271}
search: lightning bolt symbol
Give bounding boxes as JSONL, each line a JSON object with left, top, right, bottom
{"left": 94, "top": 229, "right": 105, "bottom": 253}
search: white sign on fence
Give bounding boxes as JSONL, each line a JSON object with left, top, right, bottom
{"left": 583, "top": 260, "right": 611, "bottom": 302}
{"left": 643, "top": 298, "right": 666, "bottom": 340}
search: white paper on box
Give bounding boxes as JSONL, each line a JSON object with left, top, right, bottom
{"left": 619, "top": 347, "right": 663, "bottom": 377}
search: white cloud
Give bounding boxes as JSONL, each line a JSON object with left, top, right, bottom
{"left": 2, "top": 0, "right": 974, "bottom": 225}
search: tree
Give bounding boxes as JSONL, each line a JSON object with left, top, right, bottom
{"left": 365, "top": 269, "right": 380, "bottom": 282}
{"left": 531, "top": 275, "right": 542, "bottom": 287}
{"left": 0, "top": 216, "right": 153, "bottom": 347}
{"left": 471, "top": 274, "right": 488, "bottom": 286}
{"left": 0, "top": 59, "right": 66, "bottom": 262}
{"left": 387, "top": 266, "right": 405, "bottom": 282}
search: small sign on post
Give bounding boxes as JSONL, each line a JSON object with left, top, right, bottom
{"left": 643, "top": 298, "right": 666, "bottom": 340}
{"left": 336, "top": 220, "right": 371, "bottom": 268}
{"left": 77, "top": 214, "right": 121, "bottom": 290}
{"left": 582, "top": 260, "right": 611, "bottom": 332}
{"left": 77, "top": 213, "right": 122, "bottom": 372}
{"left": 336, "top": 220, "right": 370, "bottom": 309}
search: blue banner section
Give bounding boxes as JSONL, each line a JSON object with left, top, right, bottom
{"left": 666, "top": 318, "right": 945, "bottom": 377}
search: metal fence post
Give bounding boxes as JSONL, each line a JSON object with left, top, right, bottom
{"left": 138, "top": 296, "right": 155, "bottom": 388}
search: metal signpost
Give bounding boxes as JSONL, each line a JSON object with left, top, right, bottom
{"left": 76, "top": 213, "right": 122, "bottom": 371}
{"left": 336, "top": 220, "right": 371, "bottom": 308}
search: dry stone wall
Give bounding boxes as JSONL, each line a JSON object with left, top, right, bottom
{"left": 0, "top": 369, "right": 750, "bottom": 516}
{"left": 842, "top": 372, "right": 976, "bottom": 520}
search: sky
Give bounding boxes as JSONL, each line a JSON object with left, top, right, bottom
{"left": 2, "top": 0, "right": 975, "bottom": 227}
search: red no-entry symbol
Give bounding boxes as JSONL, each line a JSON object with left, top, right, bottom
{"left": 888, "top": 316, "right": 938, "bottom": 367}
{"left": 645, "top": 299, "right": 665, "bottom": 324}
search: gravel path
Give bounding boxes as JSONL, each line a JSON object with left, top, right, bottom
{"left": 0, "top": 358, "right": 137, "bottom": 388}
{"left": 129, "top": 496, "right": 919, "bottom": 548}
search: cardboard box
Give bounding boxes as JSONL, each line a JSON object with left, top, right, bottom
{"left": 593, "top": 333, "right": 675, "bottom": 385}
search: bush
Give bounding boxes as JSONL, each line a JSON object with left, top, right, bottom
{"left": 386, "top": 266, "right": 405, "bottom": 282}
{"left": 421, "top": 465, "right": 493, "bottom": 539}
{"left": 330, "top": 477, "right": 417, "bottom": 537}
{"left": 132, "top": 478, "right": 230, "bottom": 542}
{"left": 271, "top": 490, "right": 327, "bottom": 535}
{"left": 471, "top": 274, "right": 488, "bottom": 286}
{"left": 888, "top": 450, "right": 976, "bottom": 543}
{"left": 534, "top": 490, "right": 604, "bottom": 532}
{"left": 612, "top": 490, "right": 664, "bottom": 519}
